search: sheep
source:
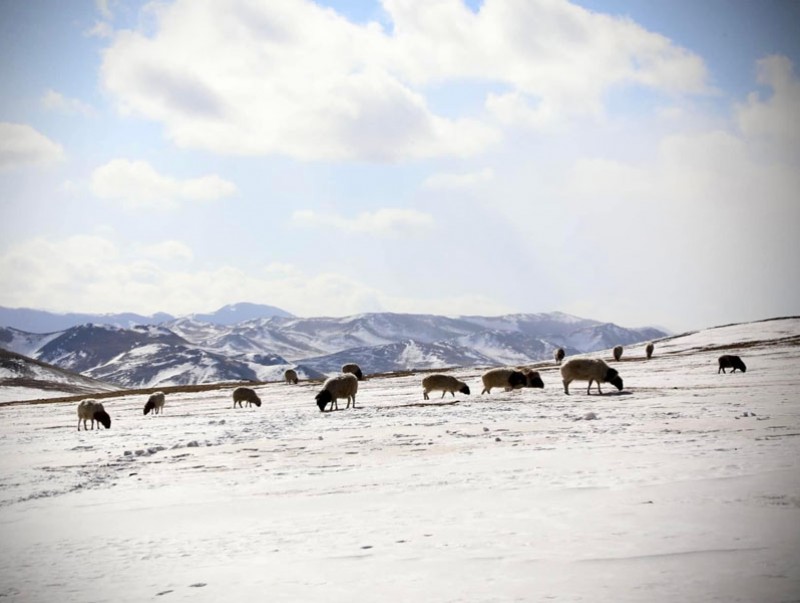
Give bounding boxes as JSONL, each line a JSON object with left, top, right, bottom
{"left": 77, "top": 399, "right": 111, "bottom": 431}
{"left": 645, "top": 342, "right": 654, "bottom": 360}
{"left": 421, "top": 374, "right": 471, "bottom": 400}
{"left": 284, "top": 369, "right": 299, "bottom": 384}
{"left": 613, "top": 345, "right": 623, "bottom": 361}
{"left": 481, "top": 368, "right": 528, "bottom": 394}
{"left": 718, "top": 355, "right": 746, "bottom": 374}
{"left": 554, "top": 348, "right": 565, "bottom": 364}
{"left": 342, "top": 363, "right": 364, "bottom": 381}
{"left": 143, "top": 391, "right": 165, "bottom": 415}
{"left": 232, "top": 386, "right": 262, "bottom": 408}
{"left": 560, "top": 358, "right": 624, "bottom": 395}
{"left": 315, "top": 373, "right": 359, "bottom": 412}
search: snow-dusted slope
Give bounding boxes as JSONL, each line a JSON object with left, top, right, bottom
{"left": 0, "top": 317, "right": 797, "bottom": 602}
{"left": 0, "top": 348, "right": 119, "bottom": 403}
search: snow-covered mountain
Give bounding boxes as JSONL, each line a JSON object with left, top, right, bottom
{"left": 0, "top": 309, "right": 668, "bottom": 391}
{"left": 299, "top": 339, "right": 499, "bottom": 374}
{"left": 0, "top": 347, "right": 120, "bottom": 402}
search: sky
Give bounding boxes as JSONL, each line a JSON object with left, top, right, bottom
{"left": 0, "top": 0, "right": 798, "bottom": 332}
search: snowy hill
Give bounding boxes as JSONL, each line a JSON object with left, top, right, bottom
{"left": 0, "top": 348, "right": 119, "bottom": 403}
{"left": 1, "top": 317, "right": 798, "bottom": 601}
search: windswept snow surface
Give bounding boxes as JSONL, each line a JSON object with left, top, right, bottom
{"left": 1, "top": 318, "right": 799, "bottom": 602}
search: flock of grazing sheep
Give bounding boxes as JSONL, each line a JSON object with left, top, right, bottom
{"left": 75, "top": 342, "right": 749, "bottom": 430}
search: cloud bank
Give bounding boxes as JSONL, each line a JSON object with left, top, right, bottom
{"left": 100, "top": 0, "right": 710, "bottom": 161}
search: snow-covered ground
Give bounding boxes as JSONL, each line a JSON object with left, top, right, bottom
{"left": 0, "top": 318, "right": 798, "bottom": 602}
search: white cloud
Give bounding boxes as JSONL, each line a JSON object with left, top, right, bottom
{"left": 0, "top": 235, "right": 507, "bottom": 317}
{"left": 422, "top": 168, "right": 494, "bottom": 190}
{"left": 41, "top": 89, "right": 96, "bottom": 116}
{"left": 95, "top": 0, "right": 112, "bottom": 19}
{"left": 99, "top": 0, "right": 708, "bottom": 160}
{"left": 0, "top": 122, "right": 64, "bottom": 169}
{"left": 86, "top": 20, "right": 113, "bottom": 38}
{"left": 292, "top": 208, "right": 434, "bottom": 236}
{"left": 90, "top": 159, "right": 237, "bottom": 208}
{"left": 138, "top": 240, "right": 194, "bottom": 262}
{"left": 735, "top": 55, "right": 800, "bottom": 160}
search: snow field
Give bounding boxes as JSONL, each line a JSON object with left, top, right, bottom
{"left": 0, "top": 318, "right": 798, "bottom": 601}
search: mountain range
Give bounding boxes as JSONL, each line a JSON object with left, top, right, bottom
{"left": 0, "top": 304, "right": 666, "bottom": 391}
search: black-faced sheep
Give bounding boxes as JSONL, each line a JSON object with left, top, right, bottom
{"left": 232, "top": 386, "right": 262, "bottom": 408}
{"left": 560, "top": 358, "right": 624, "bottom": 395}
{"left": 421, "top": 374, "right": 470, "bottom": 400}
{"left": 342, "top": 363, "right": 364, "bottom": 381}
{"left": 554, "top": 348, "right": 565, "bottom": 364}
{"left": 315, "top": 373, "right": 359, "bottom": 412}
{"left": 520, "top": 368, "right": 545, "bottom": 389}
{"left": 645, "top": 342, "right": 654, "bottom": 360}
{"left": 143, "top": 391, "right": 165, "bottom": 415}
{"left": 613, "top": 345, "right": 623, "bottom": 361}
{"left": 718, "top": 355, "right": 746, "bottom": 374}
{"left": 284, "top": 369, "right": 299, "bottom": 384}
{"left": 77, "top": 399, "right": 111, "bottom": 431}
{"left": 481, "top": 368, "right": 528, "bottom": 394}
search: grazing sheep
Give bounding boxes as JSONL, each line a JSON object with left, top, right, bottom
{"left": 422, "top": 374, "right": 471, "bottom": 400}
{"left": 77, "top": 399, "right": 111, "bottom": 431}
{"left": 481, "top": 368, "right": 528, "bottom": 394}
{"left": 143, "top": 391, "right": 165, "bottom": 416}
{"left": 613, "top": 345, "right": 623, "bottom": 361}
{"left": 342, "top": 363, "right": 364, "bottom": 381}
{"left": 232, "top": 386, "right": 262, "bottom": 408}
{"left": 645, "top": 342, "right": 655, "bottom": 360}
{"left": 284, "top": 369, "right": 299, "bottom": 384}
{"left": 554, "top": 348, "right": 565, "bottom": 364}
{"left": 560, "top": 358, "right": 624, "bottom": 395}
{"left": 718, "top": 355, "right": 747, "bottom": 374}
{"left": 315, "top": 373, "right": 359, "bottom": 412}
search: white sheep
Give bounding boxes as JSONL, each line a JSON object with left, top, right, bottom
{"left": 341, "top": 363, "right": 364, "bottom": 381}
{"left": 554, "top": 348, "right": 565, "bottom": 364}
{"left": 77, "top": 399, "right": 111, "bottom": 431}
{"left": 560, "top": 358, "right": 624, "bottom": 395}
{"left": 143, "top": 391, "right": 165, "bottom": 415}
{"left": 481, "top": 368, "right": 528, "bottom": 394}
{"left": 613, "top": 345, "right": 623, "bottom": 361}
{"left": 421, "top": 374, "right": 471, "bottom": 400}
{"left": 232, "top": 386, "right": 262, "bottom": 408}
{"left": 315, "top": 373, "right": 359, "bottom": 411}
{"left": 284, "top": 369, "right": 299, "bottom": 384}
{"left": 645, "top": 342, "right": 654, "bottom": 360}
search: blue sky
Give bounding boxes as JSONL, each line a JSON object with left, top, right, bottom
{"left": 1, "top": 0, "right": 798, "bottom": 331}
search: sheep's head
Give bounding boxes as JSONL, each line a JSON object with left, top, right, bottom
{"left": 735, "top": 358, "right": 747, "bottom": 372}
{"left": 605, "top": 368, "right": 623, "bottom": 391}
{"left": 354, "top": 368, "right": 364, "bottom": 380}
{"left": 253, "top": 396, "right": 262, "bottom": 407}
{"left": 459, "top": 384, "right": 471, "bottom": 396}
{"left": 508, "top": 371, "right": 527, "bottom": 389}
{"left": 527, "top": 372, "right": 545, "bottom": 388}
{"left": 315, "top": 390, "right": 332, "bottom": 412}
{"left": 94, "top": 410, "right": 111, "bottom": 429}
{"left": 143, "top": 400, "right": 154, "bottom": 415}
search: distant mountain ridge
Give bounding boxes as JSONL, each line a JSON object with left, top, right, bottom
{"left": 0, "top": 305, "right": 667, "bottom": 390}
{"left": 0, "top": 303, "right": 294, "bottom": 333}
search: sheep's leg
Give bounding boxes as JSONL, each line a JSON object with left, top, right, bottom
{"left": 562, "top": 380, "right": 570, "bottom": 395}
{"left": 77, "top": 418, "right": 81, "bottom": 431}
{"left": 424, "top": 390, "right": 429, "bottom": 400}
{"left": 351, "top": 394, "right": 356, "bottom": 408}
